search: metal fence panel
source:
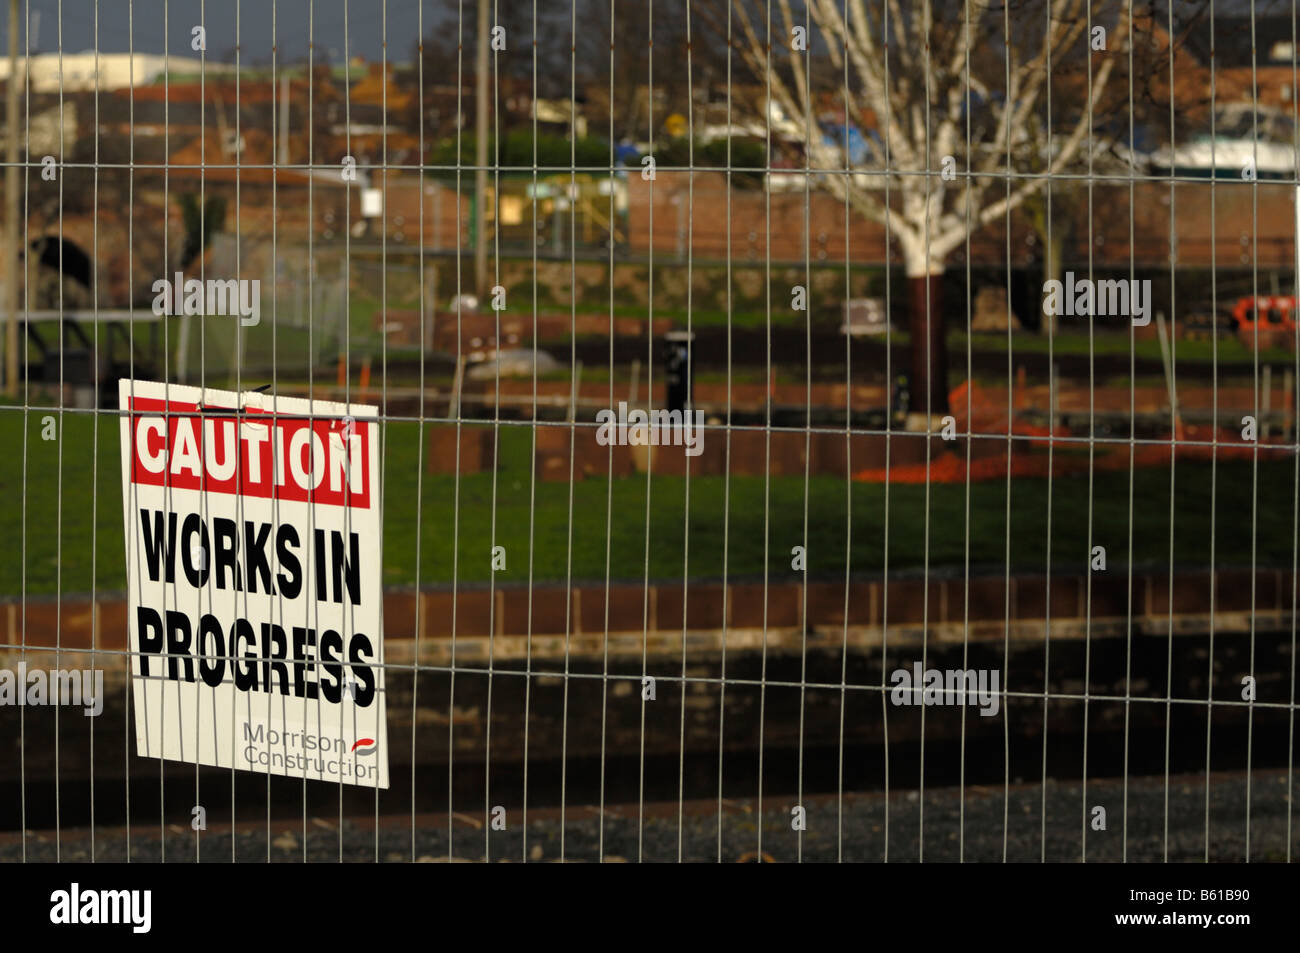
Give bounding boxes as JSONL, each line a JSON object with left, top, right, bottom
{"left": 0, "top": 0, "right": 1295, "bottom": 865}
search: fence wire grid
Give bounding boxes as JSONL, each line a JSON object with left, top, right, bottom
{"left": 0, "top": 0, "right": 1297, "bottom": 864}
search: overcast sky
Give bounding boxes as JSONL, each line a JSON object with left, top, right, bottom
{"left": 0, "top": 0, "right": 448, "bottom": 65}
{"left": 0, "top": 0, "right": 1285, "bottom": 70}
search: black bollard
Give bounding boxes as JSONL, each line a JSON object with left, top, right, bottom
{"left": 664, "top": 330, "right": 695, "bottom": 414}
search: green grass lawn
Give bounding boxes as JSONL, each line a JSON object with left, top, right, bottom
{"left": 1, "top": 409, "right": 1296, "bottom": 597}
{"left": 38, "top": 300, "right": 1285, "bottom": 400}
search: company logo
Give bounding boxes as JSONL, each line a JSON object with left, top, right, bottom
{"left": 50, "top": 883, "right": 151, "bottom": 933}
{"left": 240, "top": 724, "right": 382, "bottom": 782}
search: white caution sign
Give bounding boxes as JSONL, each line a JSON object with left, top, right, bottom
{"left": 118, "top": 379, "right": 388, "bottom": 788}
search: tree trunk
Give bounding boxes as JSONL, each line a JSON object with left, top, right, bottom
{"left": 908, "top": 271, "right": 948, "bottom": 416}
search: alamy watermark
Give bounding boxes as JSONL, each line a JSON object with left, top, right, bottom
{"left": 151, "top": 273, "right": 261, "bottom": 326}
{"left": 595, "top": 401, "right": 706, "bottom": 457}
{"left": 0, "top": 664, "right": 104, "bottom": 717}
{"left": 1042, "top": 272, "right": 1152, "bottom": 326}
{"left": 889, "top": 662, "right": 1001, "bottom": 717}
{"left": 50, "top": 883, "right": 151, "bottom": 933}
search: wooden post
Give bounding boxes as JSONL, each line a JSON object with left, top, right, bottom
{"left": 3, "top": 0, "right": 18, "bottom": 397}
{"left": 1154, "top": 310, "right": 1183, "bottom": 440}
{"left": 474, "top": 0, "right": 489, "bottom": 299}
{"left": 1283, "top": 368, "right": 1293, "bottom": 442}
{"left": 1263, "top": 363, "right": 1272, "bottom": 440}
{"left": 449, "top": 353, "right": 466, "bottom": 420}
{"left": 1051, "top": 362, "right": 1060, "bottom": 433}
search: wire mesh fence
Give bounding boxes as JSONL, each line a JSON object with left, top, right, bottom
{"left": 0, "top": 0, "right": 1297, "bottom": 864}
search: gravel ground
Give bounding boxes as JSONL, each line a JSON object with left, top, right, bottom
{"left": 4, "top": 769, "right": 1296, "bottom": 862}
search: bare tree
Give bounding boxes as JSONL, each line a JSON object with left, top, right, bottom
{"left": 716, "top": 0, "right": 1193, "bottom": 417}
